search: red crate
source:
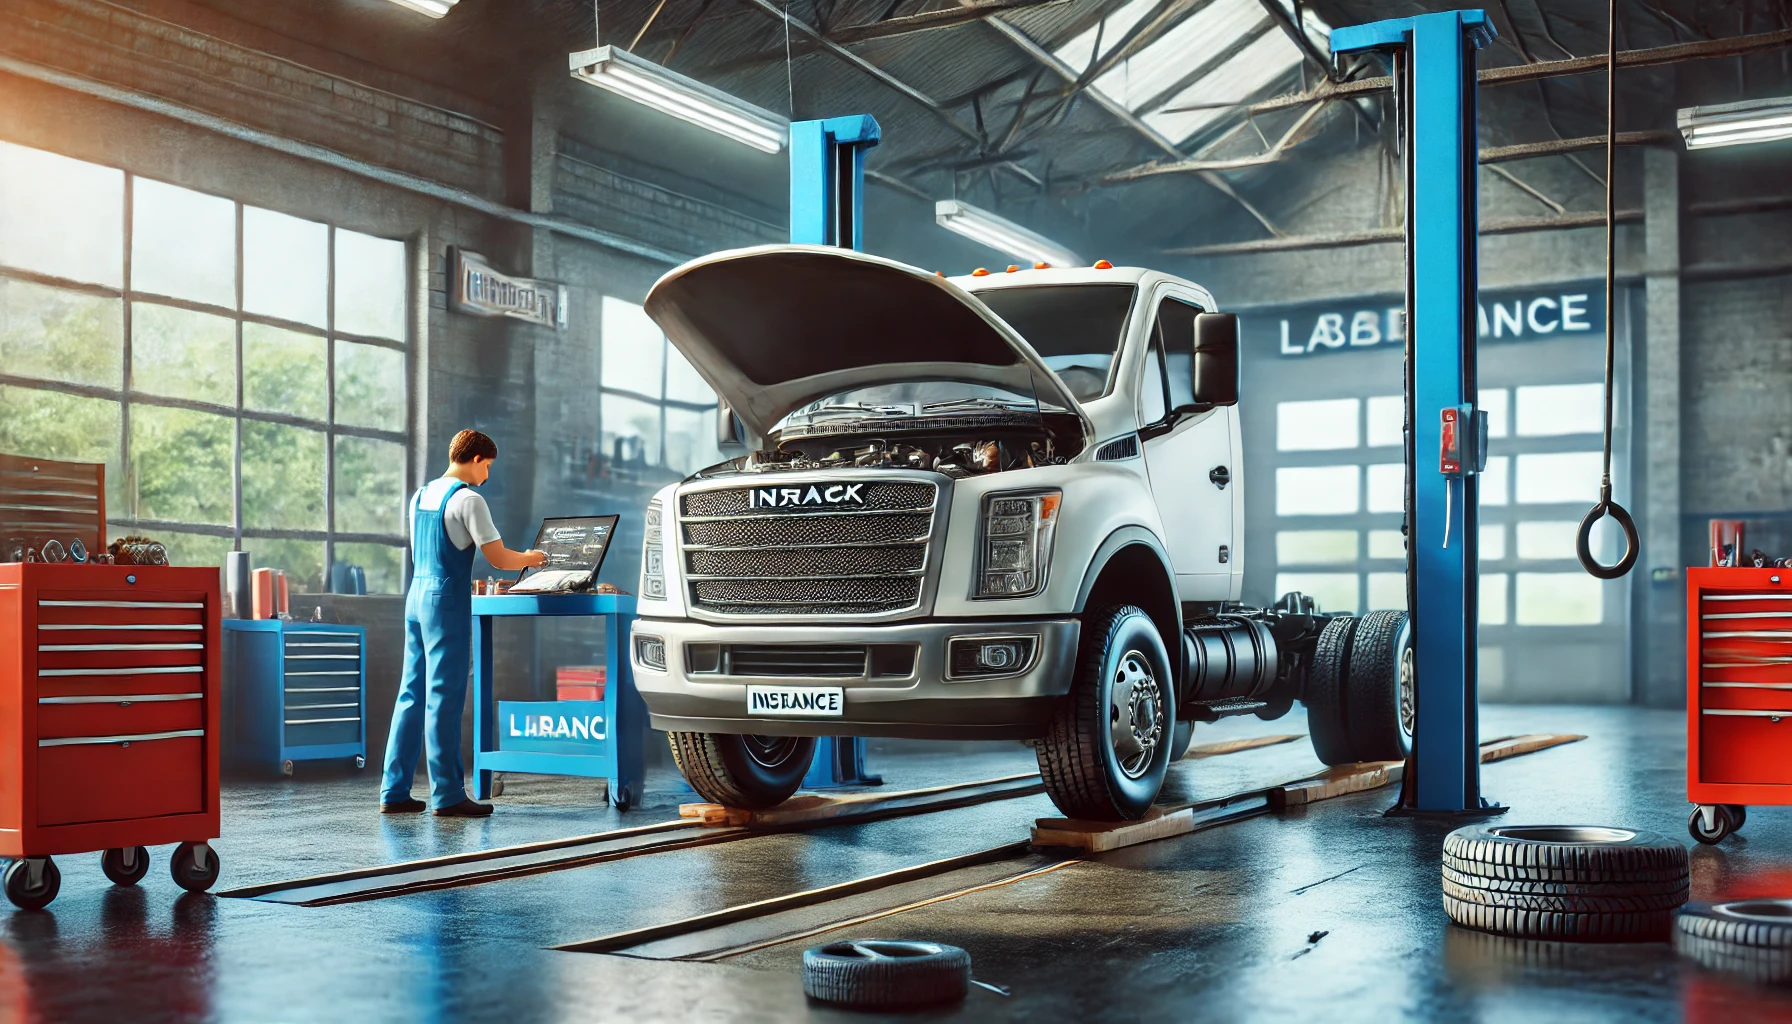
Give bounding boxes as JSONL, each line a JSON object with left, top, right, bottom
{"left": 556, "top": 665, "right": 605, "bottom": 702}
{"left": 0, "top": 564, "right": 221, "bottom": 899}
{"left": 1687, "top": 567, "right": 1792, "bottom": 807}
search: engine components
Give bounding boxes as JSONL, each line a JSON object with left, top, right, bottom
{"left": 1181, "top": 615, "right": 1278, "bottom": 705}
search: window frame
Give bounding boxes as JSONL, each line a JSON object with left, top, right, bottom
{"left": 598, "top": 296, "right": 719, "bottom": 477}
{"left": 0, "top": 156, "right": 413, "bottom": 587}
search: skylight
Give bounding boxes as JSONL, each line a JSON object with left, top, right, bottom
{"left": 1054, "top": 0, "right": 1330, "bottom": 145}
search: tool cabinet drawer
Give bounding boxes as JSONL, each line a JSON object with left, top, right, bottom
{"left": 1698, "top": 684, "right": 1792, "bottom": 712}
{"left": 284, "top": 720, "right": 360, "bottom": 745}
{"left": 1700, "top": 711, "right": 1792, "bottom": 786}
{"left": 36, "top": 695, "right": 203, "bottom": 739}
{"left": 36, "top": 733, "right": 205, "bottom": 826}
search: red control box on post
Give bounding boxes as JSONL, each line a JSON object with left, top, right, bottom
{"left": 1687, "top": 567, "right": 1792, "bottom": 841}
{"left": 0, "top": 564, "right": 222, "bottom": 905}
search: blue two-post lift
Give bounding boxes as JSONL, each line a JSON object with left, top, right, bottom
{"left": 1330, "top": 11, "right": 1505, "bottom": 816}
{"left": 788, "top": 113, "right": 886, "bottom": 789}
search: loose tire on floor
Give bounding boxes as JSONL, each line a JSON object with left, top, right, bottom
{"left": 1036, "top": 604, "right": 1175, "bottom": 821}
{"left": 1676, "top": 902, "right": 1792, "bottom": 984}
{"left": 802, "top": 939, "right": 970, "bottom": 1009}
{"left": 1442, "top": 824, "right": 1690, "bottom": 884}
{"left": 1443, "top": 894, "right": 1675, "bottom": 941}
{"left": 668, "top": 732, "right": 816, "bottom": 810}
{"left": 1303, "top": 615, "right": 1357, "bottom": 766}
{"left": 1442, "top": 877, "right": 1688, "bottom": 914}
{"left": 1441, "top": 863, "right": 1688, "bottom": 899}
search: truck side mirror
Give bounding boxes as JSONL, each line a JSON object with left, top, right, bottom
{"left": 716, "top": 400, "right": 747, "bottom": 450}
{"left": 1193, "top": 312, "right": 1239, "bottom": 407}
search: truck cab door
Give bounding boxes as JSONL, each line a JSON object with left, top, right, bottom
{"left": 1138, "top": 294, "right": 1242, "bottom": 602}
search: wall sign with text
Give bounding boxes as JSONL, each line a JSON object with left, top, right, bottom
{"left": 450, "top": 247, "right": 568, "bottom": 329}
{"left": 1249, "top": 282, "right": 1607, "bottom": 358}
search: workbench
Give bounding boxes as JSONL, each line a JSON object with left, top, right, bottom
{"left": 470, "top": 592, "right": 644, "bottom": 809}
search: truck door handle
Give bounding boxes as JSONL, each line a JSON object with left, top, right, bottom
{"left": 1210, "top": 466, "right": 1230, "bottom": 489}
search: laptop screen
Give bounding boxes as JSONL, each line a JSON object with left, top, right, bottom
{"left": 516, "top": 515, "right": 620, "bottom": 583}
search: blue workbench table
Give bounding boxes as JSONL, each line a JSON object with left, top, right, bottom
{"left": 470, "top": 592, "right": 643, "bottom": 809}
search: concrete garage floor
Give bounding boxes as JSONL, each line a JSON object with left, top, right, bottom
{"left": 5, "top": 706, "right": 1791, "bottom": 1022}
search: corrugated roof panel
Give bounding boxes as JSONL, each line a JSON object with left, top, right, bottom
{"left": 1052, "top": 0, "right": 1160, "bottom": 74}
{"left": 1093, "top": 0, "right": 1269, "bottom": 111}
{"left": 1143, "top": 28, "right": 1301, "bottom": 141}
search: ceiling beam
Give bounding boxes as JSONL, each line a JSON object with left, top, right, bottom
{"left": 1163, "top": 209, "right": 1644, "bottom": 256}
{"left": 828, "top": 0, "right": 1066, "bottom": 44}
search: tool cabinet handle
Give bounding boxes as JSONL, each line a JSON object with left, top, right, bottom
{"left": 38, "top": 728, "right": 205, "bottom": 747}
{"left": 39, "top": 693, "right": 202, "bottom": 704}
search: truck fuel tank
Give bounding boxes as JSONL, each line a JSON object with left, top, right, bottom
{"left": 1182, "top": 616, "right": 1278, "bottom": 704}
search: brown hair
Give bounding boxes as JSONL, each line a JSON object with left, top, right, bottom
{"left": 448, "top": 429, "right": 498, "bottom": 464}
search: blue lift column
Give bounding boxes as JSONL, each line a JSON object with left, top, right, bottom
{"left": 791, "top": 113, "right": 885, "bottom": 789}
{"left": 1331, "top": 11, "right": 1502, "bottom": 816}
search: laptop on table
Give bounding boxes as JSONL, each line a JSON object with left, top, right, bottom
{"left": 506, "top": 515, "right": 620, "bottom": 594}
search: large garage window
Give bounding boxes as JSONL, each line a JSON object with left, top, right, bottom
{"left": 599, "top": 296, "right": 722, "bottom": 478}
{"left": 0, "top": 140, "right": 410, "bottom": 592}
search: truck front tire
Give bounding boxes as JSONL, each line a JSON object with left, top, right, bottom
{"left": 1305, "top": 610, "right": 1413, "bottom": 765}
{"left": 1037, "top": 604, "right": 1176, "bottom": 821}
{"left": 668, "top": 732, "right": 817, "bottom": 809}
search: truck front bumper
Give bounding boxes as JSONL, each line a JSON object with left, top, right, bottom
{"left": 629, "top": 617, "right": 1080, "bottom": 740}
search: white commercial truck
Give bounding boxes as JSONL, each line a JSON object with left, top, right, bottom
{"left": 629, "top": 244, "right": 1413, "bottom": 821}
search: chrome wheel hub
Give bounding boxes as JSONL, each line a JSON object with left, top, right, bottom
{"left": 1109, "top": 651, "right": 1163, "bottom": 779}
{"left": 1398, "top": 642, "right": 1416, "bottom": 739}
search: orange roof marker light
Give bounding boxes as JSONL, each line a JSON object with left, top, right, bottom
{"left": 1006, "top": 265, "right": 1020, "bottom": 273}
{"left": 1034, "top": 262, "right": 1051, "bottom": 269}
{"left": 1093, "top": 259, "right": 1114, "bottom": 270}
{"left": 935, "top": 271, "right": 945, "bottom": 277}
{"left": 971, "top": 267, "right": 991, "bottom": 277}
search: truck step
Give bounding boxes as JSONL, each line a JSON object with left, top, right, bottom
{"left": 1185, "top": 699, "right": 1267, "bottom": 723}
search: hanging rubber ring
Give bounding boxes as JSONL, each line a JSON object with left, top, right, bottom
{"left": 1576, "top": 496, "right": 1638, "bottom": 580}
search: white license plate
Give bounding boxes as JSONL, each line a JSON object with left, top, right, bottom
{"left": 746, "top": 685, "right": 845, "bottom": 717}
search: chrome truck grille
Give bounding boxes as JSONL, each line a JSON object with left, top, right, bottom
{"left": 678, "top": 479, "right": 938, "bottom": 617}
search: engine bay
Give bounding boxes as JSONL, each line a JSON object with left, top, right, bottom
{"left": 701, "top": 429, "right": 1069, "bottom": 479}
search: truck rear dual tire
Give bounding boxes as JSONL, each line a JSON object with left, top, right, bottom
{"left": 669, "top": 732, "right": 817, "bottom": 810}
{"left": 1305, "top": 610, "right": 1412, "bottom": 766}
{"left": 1036, "top": 604, "right": 1176, "bottom": 821}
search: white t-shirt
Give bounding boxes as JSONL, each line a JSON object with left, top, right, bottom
{"left": 408, "top": 478, "right": 502, "bottom": 552}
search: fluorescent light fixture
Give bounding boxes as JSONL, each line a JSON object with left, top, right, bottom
{"left": 569, "top": 46, "right": 787, "bottom": 154}
{"left": 384, "top": 0, "right": 457, "bottom": 17}
{"left": 1678, "top": 95, "right": 1792, "bottom": 150}
{"left": 935, "top": 200, "right": 1083, "bottom": 268}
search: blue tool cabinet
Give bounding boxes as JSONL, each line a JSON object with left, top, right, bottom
{"left": 223, "top": 619, "right": 368, "bottom": 775}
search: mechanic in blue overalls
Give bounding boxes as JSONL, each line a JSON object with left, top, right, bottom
{"left": 381, "top": 429, "right": 545, "bottom": 817}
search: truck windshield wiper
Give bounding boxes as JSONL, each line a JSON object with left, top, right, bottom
{"left": 919, "top": 397, "right": 1037, "bottom": 413}
{"left": 797, "top": 402, "right": 916, "bottom": 420}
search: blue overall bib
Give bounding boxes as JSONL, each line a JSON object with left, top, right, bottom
{"left": 381, "top": 479, "right": 477, "bottom": 809}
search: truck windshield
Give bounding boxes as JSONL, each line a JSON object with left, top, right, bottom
{"left": 972, "top": 284, "right": 1136, "bottom": 402}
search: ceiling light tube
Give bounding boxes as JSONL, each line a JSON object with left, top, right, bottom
{"left": 1678, "top": 95, "right": 1792, "bottom": 150}
{"left": 935, "top": 200, "right": 1082, "bottom": 268}
{"left": 569, "top": 46, "right": 788, "bottom": 153}
{"left": 383, "top": 0, "right": 457, "bottom": 17}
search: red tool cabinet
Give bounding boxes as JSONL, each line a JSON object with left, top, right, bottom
{"left": 0, "top": 564, "right": 222, "bottom": 908}
{"left": 1686, "top": 566, "right": 1792, "bottom": 844}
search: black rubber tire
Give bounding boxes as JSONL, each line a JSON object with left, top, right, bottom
{"left": 1441, "top": 863, "right": 1688, "bottom": 898}
{"left": 1343, "top": 609, "right": 1411, "bottom": 762}
{"left": 1676, "top": 899, "right": 1792, "bottom": 949}
{"left": 1442, "top": 824, "right": 1690, "bottom": 885}
{"left": 1442, "top": 876, "right": 1688, "bottom": 914}
{"left": 169, "top": 842, "right": 220, "bottom": 893}
{"left": 1690, "top": 805, "right": 1735, "bottom": 845}
{"left": 802, "top": 939, "right": 970, "bottom": 1009}
{"left": 100, "top": 846, "right": 151, "bottom": 886}
{"left": 1303, "top": 615, "right": 1358, "bottom": 766}
{"left": 3, "top": 858, "right": 59, "bottom": 911}
{"left": 1675, "top": 930, "right": 1792, "bottom": 984}
{"left": 668, "top": 732, "right": 816, "bottom": 810}
{"left": 1036, "top": 604, "right": 1175, "bottom": 821}
{"left": 1169, "top": 719, "right": 1195, "bottom": 762}
{"left": 1443, "top": 894, "right": 1674, "bottom": 941}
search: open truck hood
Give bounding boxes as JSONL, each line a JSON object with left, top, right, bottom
{"left": 644, "top": 245, "right": 1095, "bottom": 441}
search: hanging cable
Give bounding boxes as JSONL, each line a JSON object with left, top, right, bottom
{"left": 784, "top": 0, "right": 795, "bottom": 116}
{"left": 1576, "top": 0, "right": 1639, "bottom": 580}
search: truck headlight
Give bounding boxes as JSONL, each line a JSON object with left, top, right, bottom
{"left": 975, "top": 490, "right": 1061, "bottom": 598}
{"left": 641, "top": 499, "right": 666, "bottom": 600}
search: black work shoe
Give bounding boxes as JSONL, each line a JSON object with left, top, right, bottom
{"left": 380, "top": 798, "right": 426, "bottom": 814}
{"left": 433, "top": 799, "right": 494, "bottom": 818}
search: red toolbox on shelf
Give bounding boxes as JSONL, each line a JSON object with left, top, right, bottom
{"left": 1686, "top": 566, "right": 1792, "bottom": 844}
{"left": 0, "top": 563, "right": 223, "bottom": 908}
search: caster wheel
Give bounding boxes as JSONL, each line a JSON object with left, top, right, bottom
{"left": 281, "top": 759, "right": 294, "bottom": 776}
{"left": 353, "top": 755, "right": 366, "bottom": 770}
{"left": 1691, "top": 805, "right": 1735, "bottom": 845}
{"left": 490, "top": 774, "right": 506, "bottom": 798}
{"left": 100, "top": 846, "right": 150, "bottom": 886}
{"left": 3, "top": 858, "right": 60, "bottom": 911}
{"left": 169, "top": 842, "right": 220, "bottom": 893}
{"left": 1728, "top": 805, "right": 1748, "bottom": 830}
{"left": 611, "top": 784, "right": 632, "bottom": 811}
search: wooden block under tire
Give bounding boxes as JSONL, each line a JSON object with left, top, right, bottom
{"left": 1031, "top": 806, "right": 1196, "bottom": 852}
